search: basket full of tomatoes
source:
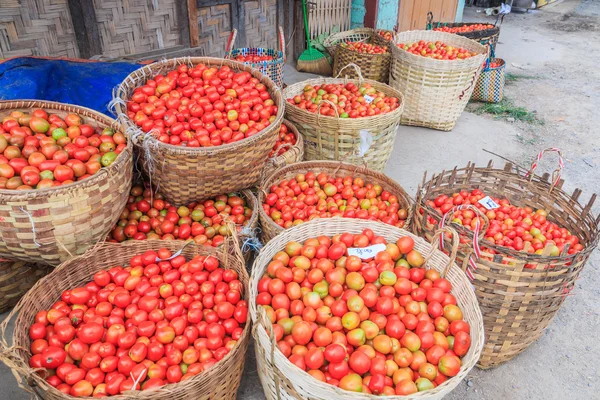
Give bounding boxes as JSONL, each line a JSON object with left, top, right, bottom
{"left": 389, "top": 30, "right": 487, "bottom": 131}
{"left": 225, "top": 27, "right": 286, "bottom": 88}
{"left": 261, "top": 120, "right": 304, "bottom": 183}
{"left": 0, "top": 240, "right": 250, "bottom": 399}
{"left": 432, "top": 22, "right": 500, "bottom": 51}
{"left": 112, "top": 57, "right": 284, "bottom": 206}
{"left": 283, "top": 65, "right": 404, "bottom": 172}
{"left": 333, "top": 38, "right": 392, "bottom": 83}
{"left": 0, "top": 100, "right": 133, "bottom": 265}
{"left": 413, "top": 156, "right": 600, "bottom": 368}
{"left": 249, "top": 218, "right": 484, "bottom": 399}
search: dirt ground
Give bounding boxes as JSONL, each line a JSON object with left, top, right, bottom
{"left": 1, "top": 1, "right": 599, "bottom": 398}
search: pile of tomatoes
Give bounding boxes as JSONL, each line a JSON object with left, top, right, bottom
{"left": 377, "top": 31, "right": 394, "bottom": 41}
{"left": 233, "top": 54, "right": 275, "bottom": 63}
{"left": 256, "top": 230, "right": 471, "bottom": 395}
{"left": 287, "top": 83, "right": 401, "bottom": 118}
{"left": 396, "top": 40, "right": 477, "bottom": 60}
{"left": 126, "top": 64, "right": 278, "bottom": 147}
{"left": 269, "top": 124, "right": 297, "bottom": 158}
{"left": 27, "top": 248, "right": 247, "bottom": 397}
{"left": 108, "top": 186, "right": 253, "bottom": 247}
{"left": 425, "top": 189, "right": 584, "bottom": 257}
{"left": 340, "top": 41, "right": 389, "bottom": 54}
{"left": 487, "top": 60, "right": 503, "bottom": 69}
{"left": 433, "top": 24, "right": 494, "bottom": 34}
{"left": 0, "top": 110, "right": 125, "bottom": 190}
{"left": 262, "top": 172, "right": 409, "bottom": 229}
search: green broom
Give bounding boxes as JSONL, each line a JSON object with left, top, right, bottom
{"left": 296, "top": 0, "right": 332, "bottom": 75}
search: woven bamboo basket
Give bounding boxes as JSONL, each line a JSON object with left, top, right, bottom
{"left": 0, "top": 240, "right": 250, "bottom": 400}
{"left": 0, "top": 100, "right": 133, "bottom": 265}
{"left": 412, "top": 159, "right": 600, "bottom": 368}
{"left": 0, "top": 259, "right": 51, "bottom": 314}
{"left": 249, "top": 218, "right": 484, "bottom": 400}
{"left": 372, "top": 29, "right": 395, "bottom": 48}
{"left": 258, "top": 160, "right": 415, "bottom": 243}
{"left": 225, "top": 27, "right": 286, "bottom": 88}
{"left": 389, "top": 31, "right": 486, "bottom": 131}
{"left": 333, "top": 41, "right": 391, "bottom": 83}
{"left": 282, "top": 65, "right": 404, "bottom": 172}
{"left": 112, "top": 57, "right": 284, "bottom": 206}
{"left": 323, "top": 28, "right": 374, "bottom": 58}
{"left": 261, "top": 119, "right": 304, "bottom": 184}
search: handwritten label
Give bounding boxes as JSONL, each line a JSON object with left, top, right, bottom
{"left": 478, "top": 196, "right": 500, "bottom": 210}
{"left": 364, "top": 95, "right": 375, "bottom": 104}
{"left": 348, "top": 243, "right": 387, "bottom": 260}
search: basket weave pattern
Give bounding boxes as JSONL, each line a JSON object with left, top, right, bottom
{"left": 0, "top": 240, "right": 250, "bottom": 400}
{"left": 389, "top": 31, "right": 486, "bottom": 131}
{"left": 113, "top": 57, "right": 284, "bottom": 206}
{"left": 282, "top": 75, "right": 403, "bottom": 172}
{"left": 0, "top": 100, "right": 133, "bottom": 265}
{"left": 472, "top": 58, "right": 505, "bottom": 103}
{"left": 249, "top": 218, "right": 484, "bottom": 400}
{"left": 413, "top": 161, "right": 600, "bottom": 368}
{"left": 261, "top": 120, "right": 304, "bottom": 183}
{"left": 333, "top": 42, "right": 391, "bottom": 83}
{"left": 0, "top": 260, "right": 51, "bottom": 314}
{"left": 323, "top": 28, "right": 374, "bottom": 58}
{"left": 258, "top": 160, "right": 415, "bottom": 243}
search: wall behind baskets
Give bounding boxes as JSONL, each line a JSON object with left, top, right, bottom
{"left": 0, "top": 0, "right": 284, "bottom": 62}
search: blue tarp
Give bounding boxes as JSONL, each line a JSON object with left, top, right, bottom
{"left": 0, "top": 57, "right": 144, "bottom": 116}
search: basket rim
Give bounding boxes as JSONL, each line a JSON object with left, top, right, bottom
{"left": 264, "top": 119, "right": 303, "bottom": 166}
{"left": 393, "top": 30, "right": 487, "bottom": 64}
{"left": 0, "top": 100, "right": 132, "bottom": 197}
{"left": 225, "top": 47, "right": 284, "bottom": 63}
{"left": 113, "top": 57, "right": 284, "bottom": 155}
{"left": 2, "top": 239, "right": 251, "bottom": 400}
{"left": 432, "top": 21, "right": 500, "bottom": 37}
{"left": 323, "top": 27, "right": 375, "bottom": 46}
{"left": 282, "top": 77, "right": 404, "bottom": 124}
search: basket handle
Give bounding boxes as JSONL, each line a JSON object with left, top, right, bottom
{"left": 426, "top": 11, "right": 434, "bottom": 30}
{"left": 424, "top": 227, "right": 460, "bottom": 279}
{"left": 334, "top": 63, "right": 365, "bottom": 86}
{"left": 316, "top": 99, "right": 340, "bottom": 121}
{"left": 225, "top": 29, "right": 237, "bottom": 54}
{"left": 525, "top": 147, "right": 565, "bottom": 191}
{"left": 278, "top": 26, "right": 287, "bottom": 63}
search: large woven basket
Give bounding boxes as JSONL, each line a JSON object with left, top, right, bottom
{"left": 261, "top": 119, "right": 304, "bottom": 184}
{"left": 0, "top": 240, "right": 250, "bottom": 400}
{"left": 0, "top": 100, "right": 133, "bottom": 265}
{"left": 323, "top": 28, "right": 374, "bottom": 58}
{"left": 258, "top": 160, "right": 415, "bottom": 243}
{"left": 389, "top": 31, "right": 487, "bottom": 131}
{"left": 112, "top": 57, "right": 284, "bottom": 206}
{"left": 333, "top": 40, "right": 391, "bottom": 83}
{"left": 282, "top": 66, "right": 404, "bottom": 172}
{"left": 0, "top": 259, "right": 51, "bottom": 314}
{"left": 225, "top": 27, "right": 286, "bottom": 88}
{"left": 413, "top": 159, "right": 600, "bottom": 368}
{"left": 249, "top": 218, "right": 484, "bottom": 400}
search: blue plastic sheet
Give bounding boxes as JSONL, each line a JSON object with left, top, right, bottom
{"left": 0, "top": 57, "right": 144, "bottom": 116}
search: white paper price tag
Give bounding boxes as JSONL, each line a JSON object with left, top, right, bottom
{"left": 348, "top": 243, "right": 386, "bottom": 260}
{"left": 363, "top": 95, "right": 375, "bottom": 104}
{"left": 478, "top": 196, "right": 500, "bottom": 210}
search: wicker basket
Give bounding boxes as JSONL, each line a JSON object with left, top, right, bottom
{"left": 249, "top": 218, "right": 484, "bottom": 400}
{"left": 372, "top": 29, "right": 395, "bottom": 48}
{"left": 333, "top": 40, "right": 391, "bottom": 83}
{"left": 389, "top": 31, "right": 487, "bottom": 131}
{"left": 282, "top": 65, "right": 404, "bottom": 171}
{"left": 225, "top": 27, "right": 286, "bottom": 88}
{"left": 471, "top": 57, "right": 505, "bottom": 103}
{"left": 258, "top": 160, "right": 415, "bottom": 243}
{"left": 0, "top": 259, "right": 51, "bottom": 314}
{"left": 0, "top": 240, "right": 250, "bottom": 400}
{"left": 0, "top": 100, "right": 133, "bottom": 265}
{"left": 261, "top": 119, "right": 304, "bottom": 184}
{"left": 112, "top": 57, "right": 284, "bottom": 206}
{"left": 432, "top": 22, "right": 501, "bottom": 51}
{"left": 323, "top": 28, "right": 374, "bottom": 58}
{"left": 412, "top": 158, "right": 600, "bottom": 368}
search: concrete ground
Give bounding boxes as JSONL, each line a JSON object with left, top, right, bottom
{"left": 2, "top": 0, "right": 599, "bottom": 398}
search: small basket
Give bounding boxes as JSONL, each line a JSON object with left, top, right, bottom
{"left": 258, "top": 160, "right": 414, "bottom": 243}
{"left": 0, "top": 100, "right": 133, "bottom": 265}
{"left": 333, "top": 38, "right": 391, "bottom": 83}
{"left": 0, "top": 259, "right": 51, "bottom": 314}
{"left": 113, "top": 57, "right": 284, "bottom": 206}
{"left": 225, "top": 27, "right": 286, "bottom": 88}
{"left": 283, "top": 64, "right": 404, "bottom": 171}
{"left": 372, "top": 29, "right": 396, "bottom": 47}
{"left": 249, "top": 218, "right": 484, "bottom": 400}
{"left": 323, "top": 27, "right": 374, "bottom": 58}
{"left": 389, "top": 30, "right": 487, "bottom": 131}
{"left": 261, "top": 119, "right": 304, "bottom": 184}
{"left": 413, "top": 153, "right": 600, "bottom": 368}
{"left": 472, "top": 52, "right": 505, "bottom": 103}
{"left": 0, "top": 240, "right": 250, "bottom": 400}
